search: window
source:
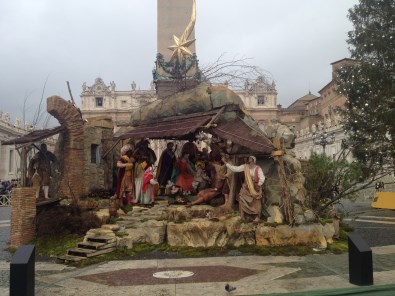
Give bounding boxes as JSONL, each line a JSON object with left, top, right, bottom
{"left": 257, "top": 96, "right": 265, "bottom": 105}
{"left": 121, "top": 100, "right": 127, "bottom": 107}
{"left": 91, "top": 144, "right": 100, "bottom": 164}
{"left": 9, "top": 149, "right": 14, "bottom": 172}
{"left": 95, "top": 97, "right": 103, "bottom": 107}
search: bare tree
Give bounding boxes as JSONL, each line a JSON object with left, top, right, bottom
{"left": 19, "top": 91, "right": 34, "bottom": 129}
{"left": 154, "top": 52, "right": 273, "bottom": 99}
{"left": 31, "top": 76, "right": 49, "bottom": 129}
{"left": 200, "top": 53, "right": 273, "bottom": 89}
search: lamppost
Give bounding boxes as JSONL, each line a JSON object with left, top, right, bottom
{"left": 312, "top": 130, "right": 335, "bottom": 155}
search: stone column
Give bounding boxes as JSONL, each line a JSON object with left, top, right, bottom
{"left": 10, "top": 187, "right": 36, "bottom": 248}
{"left": 155, "top": 0, "right": 199, "bottom": 98}
{"left": 157, "top": 0, "right": 196, "bottom": 63}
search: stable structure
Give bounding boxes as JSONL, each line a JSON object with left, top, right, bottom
{"left": 117, "top": 83, "right": 301, "bottom": 224}
{"left": 117, "top": 84, "right": 274, "bottom": 158}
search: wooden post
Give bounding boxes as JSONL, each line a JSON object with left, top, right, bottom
{"left": 271, "top": 137, "right": 294, "bottom": 224}
{"left": 227, "top": 154, "right": 237, "bottom": 208}
{"left": 20, "top": 146, "right": 28, "bottom": 187}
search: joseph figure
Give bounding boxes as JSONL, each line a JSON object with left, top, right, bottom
{"left": 222, "top": 155, "right": 265, "bottom": 222}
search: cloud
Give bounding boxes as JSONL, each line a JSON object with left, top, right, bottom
{"left": 0, "top": 0, "right": 357, "bottom": 125}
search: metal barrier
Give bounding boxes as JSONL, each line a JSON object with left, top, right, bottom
{"left": 0, "top": 193, "right": 11, "bottom": 206}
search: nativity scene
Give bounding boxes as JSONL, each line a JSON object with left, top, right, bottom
{"left": 3, "top": 0, "right": 338, "bottom": 258}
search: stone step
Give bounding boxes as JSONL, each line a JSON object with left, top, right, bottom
{"left": 117, "top": 221, "right": 136, "bottom": 227}
{"left": 68, "top": 247, "right": 97, "bottom": 257}
{"left": 77, "top": 241, "right": 116, "bottom": 250}
{"left": 85, "top": 236, "right": 116, "bottom": 244}
{"left": 89, "top": 246, "right": 117, "bottom": 257}
{"left": 119, "top": 216, "right": 141, "bottom": 222}
{"left": 57, "top": 254, "right": 87, "bottom": 262}
{"left": 67, "top": 246, "right": 116, "bottom": 258}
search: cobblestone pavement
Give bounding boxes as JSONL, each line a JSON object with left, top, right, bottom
{"left": 0, "top": 207, "right": 11, "bottom": 294}
{"left": 1, "top": 246, "right": 395, "bottom": 296}
{"left": 2, "top": 196, "right": 395, "bottom": 295}
{"left": 0, "top": 207, "right": 11, "bottom": 261}
{"left": 339, "top": 199, "right": 395, "bottom": 247}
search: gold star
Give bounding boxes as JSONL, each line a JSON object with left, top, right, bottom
{"left": 168, "top": 0, "right": 196, "bottom": 63}
{"left": 168, "top": 35, "right": 196, "bottom": 63}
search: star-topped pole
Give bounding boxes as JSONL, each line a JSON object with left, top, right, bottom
{"left": 168, "top": 0, "right": 196, "bottom": 63}
{"left": 168, "top": 35, "right": 195, "bottom": 63}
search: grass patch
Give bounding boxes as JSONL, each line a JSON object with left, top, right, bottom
{"left": 5, "top": 246, "right": 17, "bottom": 254}
{"left": 339, "top": 221, "right": 354, "bottom": 240}
{"left": 64, "top": 242, "right": 325, "bottom": 268}
{"left": 33, "top": 234, "right": 83, "bottom": 257}
{"left": 120, "top": 205, "right": 133, "bottom": 214}
{"left": 238, "top": 244, "right": 314, "bottom": 256}
{"left": 170, "top": 245, "right": 230, "bottom": 257}
{"left": 115, "top": 232, "right": 129, "bottom": 238}
{"left": 319, "top": 218, "right": 333, "bottom": 225}
{"left": 327, "top": 240, "right": 348, "bottom": 254}
{"left": 263, "top": 222, "right": 278, "bottom": 227}
{"left": 73, "top": 249, "right": 133, "bottom": 268}
{"left": 123, "top": 243, "right": 229, "bottom": 257}
{"left": 326, "top": 220, "right": 352, "bottom": 254}
{"left": 107, "top": 216, "right": 122, "bottom": 224}
{"left": 32, "top": 218, "right": 355, "bottom": 268}
{"left": 340, "top": 221, "right": 354, "bottom": 232}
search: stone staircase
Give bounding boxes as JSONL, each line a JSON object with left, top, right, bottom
{"left": 58, "top": 227, "right": 118, "bottom": 262}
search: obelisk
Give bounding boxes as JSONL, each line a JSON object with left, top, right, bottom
{"left": 154, "top": 0, "right": 200, "bottom": 99}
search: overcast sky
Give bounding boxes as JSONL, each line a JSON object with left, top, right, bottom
{"left": 0, "top": 0, "right": 358, "bottom": 127}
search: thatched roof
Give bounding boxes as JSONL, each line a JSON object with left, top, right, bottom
{"left": 2, "top": 126, "right": 64, "bottom": 146}
{"left": 117, "top": 110, "right": 217, "bottom": 140}
{"left": 210, "top": 116, "right": 274, "bottom": 155}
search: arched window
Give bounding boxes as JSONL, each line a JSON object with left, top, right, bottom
{"left": 257, "top": 96, "right": 265, "bottom": 105}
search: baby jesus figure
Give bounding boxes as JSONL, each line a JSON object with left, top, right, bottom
{"left": 191, "top": 161, "right": 210, "bottom": 193}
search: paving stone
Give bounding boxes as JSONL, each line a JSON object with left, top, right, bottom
{"left": 76, "top": 265, "right": 257, "bottom": 286}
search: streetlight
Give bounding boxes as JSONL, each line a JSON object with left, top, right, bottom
{"left": 312, "top": 130, "right": 335, "bottom": 155}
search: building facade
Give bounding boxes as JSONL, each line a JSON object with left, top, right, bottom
{"left": 293, "top": 59, "right": 353, "bottom": 160}
{"left": 80, "top": 76, "right": 280, "bottom": 130}
{"left": 81, "top": 78, "right": 157, "bottom": 129}
{"left": 236, "top": 76, "right": 279, "bottom": 130}
{"left": 0, "top": 112, "right": 27, "bottom": 181}
{"left": 80, "top": 59, "right": 353, "bottom": 161}
{"left": 80, "top": 75, "right": 280, "bottom": 160}
{"left": 0, "top": 111, "right": 57, "bottom": 182}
